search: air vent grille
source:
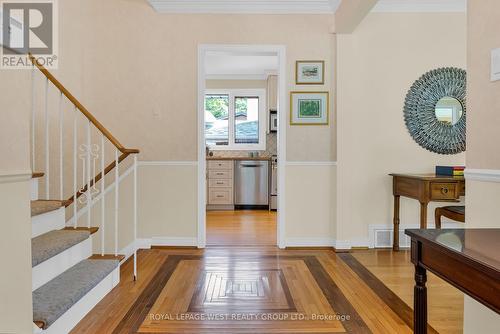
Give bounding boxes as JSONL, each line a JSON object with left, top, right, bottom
{"left": 374, "top": 229, "right": 410, "bottom": 248}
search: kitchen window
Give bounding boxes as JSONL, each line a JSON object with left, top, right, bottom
{"left": 205, "top": 89, "right": 266, "bottom": 150}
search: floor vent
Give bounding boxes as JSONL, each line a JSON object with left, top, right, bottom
{"left": 374, "top": 229, "right": 410, "bottom": 248}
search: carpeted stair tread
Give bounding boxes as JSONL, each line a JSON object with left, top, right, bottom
{"left": 33, "top": 259, "right": 119, "bottom": 329}
{"left": 32, "top": 230, "right": 90, "bottom": 267}
{"left": 31, "top": 200, "right": 65, "bottom": 217}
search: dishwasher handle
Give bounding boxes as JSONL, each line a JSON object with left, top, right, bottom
{"left": 239, "top": 164, "right": 264, "bottom": 168}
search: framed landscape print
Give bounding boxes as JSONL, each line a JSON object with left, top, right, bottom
{"left": 296, "top": 60, "right": 324, "bottom": 85}
{"left": 290, "top": 91, "right": 329, "bottom": 125}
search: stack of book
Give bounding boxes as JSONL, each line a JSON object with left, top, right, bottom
{"left": 435, "top": 166, "right": 465, "bottom": 176}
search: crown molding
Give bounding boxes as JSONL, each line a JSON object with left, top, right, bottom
{"left": 148, "top": 0, "right": 342, "bottom": 14}
{"left": 372, "top": 0, "right": 466, "bottom": 13}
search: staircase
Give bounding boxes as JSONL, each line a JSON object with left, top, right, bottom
{"left": 28, "top": 56, "right": 139, "bottom": 333}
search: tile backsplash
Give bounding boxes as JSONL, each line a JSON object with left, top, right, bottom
{"left": 208, "top": 132, "right": 277, "bottom": 158}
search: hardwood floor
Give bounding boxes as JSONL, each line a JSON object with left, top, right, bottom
{"left": 70, "top": 212, "right": 463, "bottom": 333}
{"left": 350, "top": 250, "right": 463, "bottom": 334}
{"left": 206, "top": 210, "right": 277, "bottom": 246}
{"left": 70, "top": 247, "right": 463, "bottom": 334}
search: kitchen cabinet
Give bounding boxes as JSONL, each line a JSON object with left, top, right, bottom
{"left": 267, "top": 75, "right": 278, "bottom": 112}
{"left": 207, "top": 160, "right": 234, "bottom": 210}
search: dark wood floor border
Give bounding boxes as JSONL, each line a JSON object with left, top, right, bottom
{"left": 113, "top": 253, "right": 371, "bottom": 334}
{"left": 112, "top": 255, "right": 198, "bottom": 334}
{"left": 337, "top": 253, "right": 439, "bottom": 334}
{"left": 302, "top": 256, "right": 372, "bottom": 334}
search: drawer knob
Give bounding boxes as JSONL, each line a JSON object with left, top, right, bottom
{"left": 217, "top": 182, "right": 223, "bottom": 184}
{"left": 441, "top": 187, "right": 449, "bottom": 194}
{"left": 216, "top": 195, "right": 224, "bottom": 198}
{"left": 216, "top": 172, "right": 223, "bottom": 175}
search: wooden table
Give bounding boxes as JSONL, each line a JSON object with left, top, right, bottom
{"left": 405, "top": 228, "right": 500, "bottom": 334}
{"left": 390, "top": 174, "right": 465, "bottom": 251}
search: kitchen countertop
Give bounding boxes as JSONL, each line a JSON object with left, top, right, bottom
{"left": 206, "top": 156, "right": 272, "bottom": 161}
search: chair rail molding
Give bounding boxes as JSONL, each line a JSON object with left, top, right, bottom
{"left": 139, "top": 161, "right": 198, "bottom": 166}
{"left": 148, "top": 0, "right": 342, "bottom": 14}
{"left": 0, "top": 170, "right": 32, "bottom": 184}
{"left": 285, "top": 161, "right": 337, "bottom": 166}
{"left": 464, "top": 168, "right": 500, "bottom": 183}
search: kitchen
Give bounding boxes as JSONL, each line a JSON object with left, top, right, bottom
{"left": 203, "top": 51, "right": 279, "bottom": 246}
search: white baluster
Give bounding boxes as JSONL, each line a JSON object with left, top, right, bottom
{"left": 73, "top": 109, "right": 78, "bottom": 228}
{"left": 44, "top": 78, "right": 49, "bottom": 199}
{"left": 31, "top": 65, "right": 36, "bottom": 171}
{"left": 133, "top": 154, "right": 138, "bottom": 281}
{"left": 59, "top": 92, "right": 63, "bottom": 199}
{"left": 86, "top": 121, "right": 91, "bottom": 228}
{"left": 114, "top": 149, "right": 119, "bottom": 256}
{"left": 101, "top": 135, "right": 105, "bottom": 256}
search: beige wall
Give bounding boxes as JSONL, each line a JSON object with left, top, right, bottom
{"left": 466, "top": 0, "right": 500, "bottom": 169}
{"left": 285, "top": 165, "right": 336, "bottom": 243}
{"left": 0, "top": 70, "right": 31, "bottom": 173}
{"left": 0, "top": 181, "right": 33, "bottom": 334}
{"left": 74, "top": 1, "right": 336, "bottom": 163}
{"left": 336, "top": 12, "right": 467, "bottom": 243}
{"left": 35, "top": 1, "right": 337, "bottom": 243}
{"left": 464, "top": 0, "right": 500, "bottom": 332}
{"left": 0, "top": 48, "right": 35, "bottom": 333}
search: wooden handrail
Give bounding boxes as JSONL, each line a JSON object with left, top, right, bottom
{"left": 65, "top": 152, "right": 130, "bottom": 206}
{"left": 28, "top": 54, "right": 139, "bottom": 155}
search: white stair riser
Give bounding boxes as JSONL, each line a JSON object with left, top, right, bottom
{"left": 36, "top": 267, "right": 120, "bottom": 334}
{"left": 32, "top": 238, "right": 92, "bottom": 291}
{"left": 31, "top": 178, "right": 39, "bottom": 200}
{"left": 32, "top": 208, "right": 66, "bottom": 238}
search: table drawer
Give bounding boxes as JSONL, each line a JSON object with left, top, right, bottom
{"left": 430, "top": 182, "right": 458, "bottom": 200}
{"left": 208, "top": 170, "right": 232, "bottom": 179}
{"left": 209, "top": 179, "right": 233, "bottom": 188}
{"left": 208, "top": 160, "right": 233, "bottom": 170}
{"left": 208, "top": 188, "right": 233, "bottom": 205}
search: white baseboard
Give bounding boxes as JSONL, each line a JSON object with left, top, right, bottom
{"left": 285, "top": 237, "right": 334, "bottom": 248}
{"left": 131, "top": 237, "right": 198, "bottom": 250}
{"left": 151, "top": 237, "right": 198, "bottom": 247}
{"left": 31, "top": 178, "right": 39, "bottom": 200}
{"left": 32, "top": 207, "right": 66, "bottom": 238}
{"left": 32, "top": 238, "right": 92, "bottom": 291}
{"left": 332, "top": 239, "right": 351, "bottom": 250}
{"left": 39, "top": 267, "right": 119, "bottom": 334}
{"left": 135, "top": 238, "right": 152, "bottom": 250}
{"left": 368, "top": 222, "right": 465, "bottom": 248}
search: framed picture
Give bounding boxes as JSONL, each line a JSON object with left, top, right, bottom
{"left": 290, "top": 91, "right": 329, "bottom": 125}
{"left": 296, "top": 60, "right": 324, "bottom": 85}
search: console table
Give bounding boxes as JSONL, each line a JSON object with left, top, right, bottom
{"left": 405, "top": 228, "right": 500, "bottom": 334}
{"left": 390, "top": 174, "right": 465, "bottom": 251}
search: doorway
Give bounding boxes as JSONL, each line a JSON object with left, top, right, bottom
{"left": 197, "top": 45, "right": 286, "bottom": 248}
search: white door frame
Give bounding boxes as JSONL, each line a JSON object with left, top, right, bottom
{"left": 197, "top": 44, "right": 287, "bottom": 248}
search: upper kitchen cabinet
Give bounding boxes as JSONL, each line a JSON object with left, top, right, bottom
{"left": 267, "top": 75, "right": 278, "bottom": 111}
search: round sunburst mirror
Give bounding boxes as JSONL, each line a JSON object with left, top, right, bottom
{"left": 403, "top": 67, "right": 466, "bottom": 155}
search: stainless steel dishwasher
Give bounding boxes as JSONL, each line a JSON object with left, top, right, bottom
{"left": 234, "top": 160, "right": 269, "bottom": 206}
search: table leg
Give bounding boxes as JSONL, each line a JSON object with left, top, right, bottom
{"left": 414, "top": 264, "right": 428, "bottom": 334}
{"left": 393, "top": 195, "right": 400, "bottom": 251}
{"left": 420, "top": 202, "right": 428, "bottom": 229}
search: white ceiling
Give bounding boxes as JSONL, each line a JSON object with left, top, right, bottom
{"left": 205, "top": 51, "right": 278, "bottom": 80}
{"left": 148, "top": 0, "right": 466, "bottom": 14}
